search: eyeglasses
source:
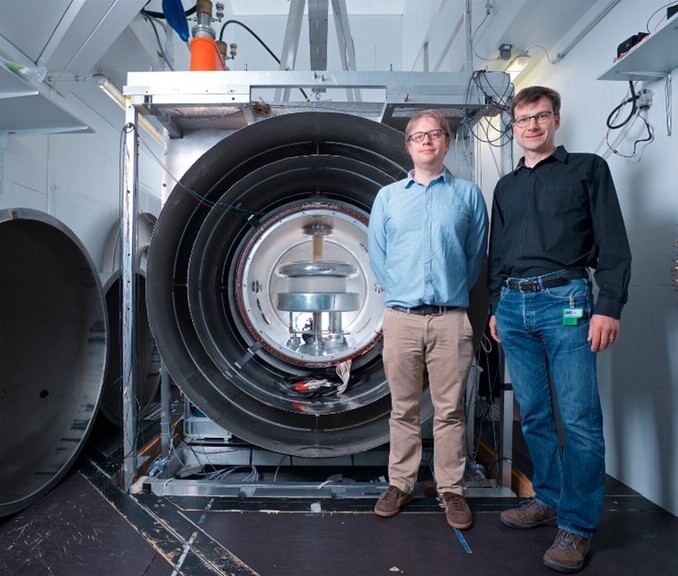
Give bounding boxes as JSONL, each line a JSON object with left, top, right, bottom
{"left": 512, "top": 111, "right": 554, "bottom": 128}
{"left": 407, "top": 129, "right": 448, "bottom": 143}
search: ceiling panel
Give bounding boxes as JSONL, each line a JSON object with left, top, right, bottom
{"left": 0, "top": 0, "right": 145, "bottom": 134}
{"left": 0, "top": 0, "right": 73, "bottom": 63}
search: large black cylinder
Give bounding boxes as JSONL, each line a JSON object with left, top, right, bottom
{"left": 0, "top": 209, "right": 107, "bottom": 517}
{"left": 146, "top": 112, "right": 487, "bottom": 458}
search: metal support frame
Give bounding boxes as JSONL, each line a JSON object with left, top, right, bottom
{"left": 159, "top": 364, "right": 172, "bottom": 477}
{"left": 0, "top": 130, "right": 6, "bottom": 196}
{"left": 275, "top": 0, "right": 305, "bottom": 101}
{"left": 275, "top": 0, "right": 361, "bottom": 102}
{"left": 500, "top": 380, "right": 514, "bottom": 490}
{"left": 122, "top": 98, "right": 139, "bottom": 490}
{"left": 121, "top": 68, "right": 516, "bottom": 496}
{"left": 497, "top": 107, "right": 515, "bottom": 491}
{"left": 331, "top": 0, "right": 360, "bottom": 101}
{"left": 308, "top": 0, "right": 329, "bottom": 71}
{"left": 463, "top": 0, "right": 473, "bottom": 72}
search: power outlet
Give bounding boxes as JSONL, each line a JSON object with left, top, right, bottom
{"left": 637, "top": 89, "right": 653, "bottom": 109}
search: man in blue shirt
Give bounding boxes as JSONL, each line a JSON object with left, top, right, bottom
{"left": 368, "top": 109, "right": 488, "bottom": 529}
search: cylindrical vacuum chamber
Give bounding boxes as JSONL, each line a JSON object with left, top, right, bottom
{"left": 146, "top": 111, "right": 488, "bottom": 458}
{"left": 0, "top": 209, "right": 107, "bottom": 517}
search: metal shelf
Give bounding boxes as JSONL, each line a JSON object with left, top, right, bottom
{"left": 598, "top": 16, "right": 678, "bottom": 81}
{"left": 0, "top": 64, "right": 89, "bottom": 135}
{"left": 598, "top": 15, "right": 677, "bottom": 136}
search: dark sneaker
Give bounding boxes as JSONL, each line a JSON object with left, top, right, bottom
{"left": 543, "top": 529, "right": 590, "bottom": 573}
{"left": 441, "top": 492, "right": 472, "bottom": 529}
{"left": 374, "top": 485, "right": 413, "bottom": 517}
{"left": 500, "top": 498, "right": 557, "bottom": 529}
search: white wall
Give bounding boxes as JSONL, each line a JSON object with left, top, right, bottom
{"left": 0, "top": 82, "right": 162, "bottom": 276}
{"left": 505, "top": 0, "right": 678, "bottom": 515}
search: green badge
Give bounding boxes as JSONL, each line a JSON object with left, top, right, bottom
{"left": 563, "top": 307, "right": 584, "bottom": 326}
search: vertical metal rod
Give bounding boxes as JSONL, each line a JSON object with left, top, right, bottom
{"left": 0, "top": 131, "right": 5, "bottom": 196}
{"left": 276, "top": 0, "right": 306, "bottom": 101}
{"left": 463, "top": 0, "right": 473, "bottom": 73}
{"left": 665, "top": 72, "right": 672, "bottom": 137}
{"left": 308, "top": 0, "right": 329, "bottom": 72}
{"left": 160, "top": 363, "right": 172, "bottom": 474}
{"left": 500, "top": 378, "right": 514, "bottom": 489}
{"left": 501, "top": 106, "right": 514, "bottom": 175}
{"left": 122, "top": 98, "right": 139, "bottom": 491}
{"left": 331, "top": 0, "right": 361, "bottom": 101}
{"left": 465, "top": 359, "right": 480, "bottom": 460}
{"left": 498, "top": 103, "right": 514, "bottom": 490}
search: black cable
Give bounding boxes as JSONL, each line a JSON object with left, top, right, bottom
{"left": 465, "top": 70, "right": 513, "bottom": 147}
{"left": 219, "top": 19, "right": 277, "bottom": 60}
{"left": 645, "top": 1, "right": 678, "bottom": 33}
{"left": 142, "top": 2, "right": 197, "bottom": 19}
{"left": 137, "top": 131, "right": 263, "bottom": 215}
{"left": 629, "top": 116, "right": 654, "bottom": 155}
{"left": 606, "top": 81, "right": 637, "bottom": 130}
{"left": 218, "top": 19, "right": 310, "bottom": 101}
{"left": 143, "top": 14, "right": 175, "bottom": 70}
{"left": 605, "top": 82, "right": 655, "bottom": 158}
{"left": 470, "top": 8, "right": 493, "bottom": 63}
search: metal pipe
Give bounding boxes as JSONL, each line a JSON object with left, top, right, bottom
{"left": 122, "top": 97, "right": 139, "bottom": 490}
{"left": 0, "top": 208, "right": 107, "bottom": 517}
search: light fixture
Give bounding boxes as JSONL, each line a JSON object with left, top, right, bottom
{"left": 94, "top": 74, "right": 164, "bottom": 145}
{"left": 505, "top": 52, "right": 531, "bottom": 79}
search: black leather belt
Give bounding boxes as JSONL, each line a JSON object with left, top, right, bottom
{"left": 504, "top": 269, "right": 588, "bottom": 293}
{"left": 390, "top": 305, "right": 459, "bottom": 315}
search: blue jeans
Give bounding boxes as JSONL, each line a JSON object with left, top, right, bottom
{"left": 495, "top": 275, "right": 605, "bottom": 538}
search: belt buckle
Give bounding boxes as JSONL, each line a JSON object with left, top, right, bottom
{"left": 518, "top": 279, "right": 540, "bottom": 293}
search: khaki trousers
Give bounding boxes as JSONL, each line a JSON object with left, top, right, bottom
{"left": 382, "top": 307, "right": 474, "bottom": 495}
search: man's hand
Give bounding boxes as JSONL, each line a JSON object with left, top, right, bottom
{"left": 489, "top": 315, "right": 500, "bottom": 343}
{"left": 588, "top": 314, "right": 620, "bottom": 352}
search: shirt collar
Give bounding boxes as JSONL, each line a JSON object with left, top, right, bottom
{"left": 514, "top": 145, "right": 568, "bottom": 174}
{"left": 405, "top": 167, "right": 451, "bottom": 187}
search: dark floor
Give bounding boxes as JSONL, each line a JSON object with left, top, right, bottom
{"left": 1, "top": 415, "right": 677, "bottom": 576}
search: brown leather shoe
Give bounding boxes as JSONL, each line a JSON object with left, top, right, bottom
{"left": 441, "top": 492, "right": 472, "bottom": 529}
{"left": 543, "top": 529, "right": 590, "bottom": 573}
{"left": 500, "top": 498, "right": 557, "bottom": 529}
{"left": 374, "top": 485, "right": 413, "bottom": 517}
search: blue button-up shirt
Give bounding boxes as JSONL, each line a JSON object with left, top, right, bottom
{"left": 368, "top": 168, "right": 488, "bottom": 308}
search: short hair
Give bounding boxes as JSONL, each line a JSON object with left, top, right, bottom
{"left": 511, "top": 86, "right": 561, "bottom": 119}
{"left": 404, "top": 109, "right": 451, "bottom": 144}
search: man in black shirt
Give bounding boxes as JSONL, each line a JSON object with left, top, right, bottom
{"left": 487, "top": 86, "right": 631, "bottom": 574}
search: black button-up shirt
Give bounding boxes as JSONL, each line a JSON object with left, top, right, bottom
{"left": 488, "top": 146, "right": 632, "bottom": 318}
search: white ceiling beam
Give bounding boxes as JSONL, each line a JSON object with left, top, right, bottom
{"left": 41, "top": 0, "right": 148, "bottom": 77}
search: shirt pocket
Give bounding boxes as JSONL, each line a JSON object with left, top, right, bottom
{"left": 536, "top": 185, "right": 583, "bottom": 216}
